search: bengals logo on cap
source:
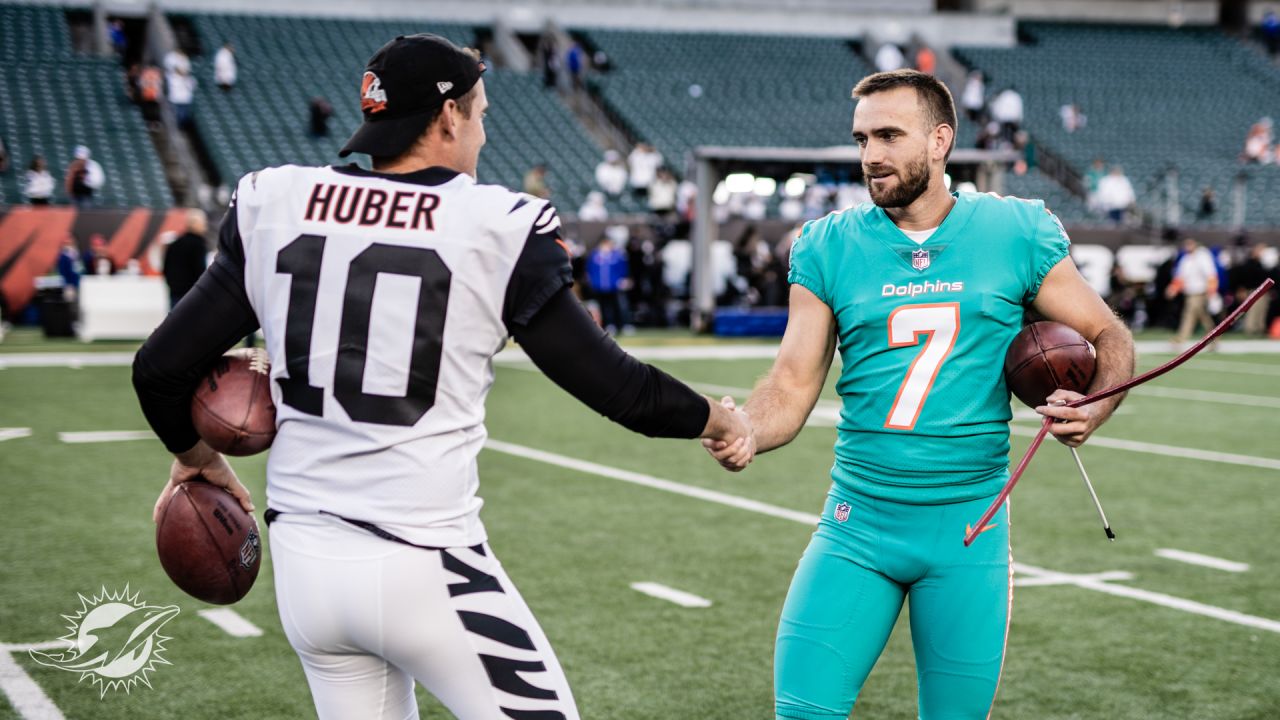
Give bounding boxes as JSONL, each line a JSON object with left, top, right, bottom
{"left": 361, "top": 71, "right": 388, "bottom": 113}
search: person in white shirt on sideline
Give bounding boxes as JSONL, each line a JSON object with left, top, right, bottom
{"left": 1166, "top": 236, "right": 1221, "bottom": 346}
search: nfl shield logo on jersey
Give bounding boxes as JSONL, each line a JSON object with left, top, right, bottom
{"left": 834, "top": 502, "right": 851, "bottom": 523}
{"left": 911, "top": 249, "right": 931, "bottom": 271}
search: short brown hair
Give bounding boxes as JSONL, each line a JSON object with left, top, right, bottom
{"left": 852, "top": 70, "right": 957, "bottom": 161}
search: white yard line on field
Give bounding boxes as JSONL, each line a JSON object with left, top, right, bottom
{"left": 483, "top": 439, "right": 1280, "bottom": 635}
{"left": 630, "top": 582, "right": 713, "bottom": 608}
{"left": 0, "top": 645, "right": 66, "bottom": 720}
{"left": 57, "top": 431, "right": 153, "bottom": 444}
{"left": 1013, "top": 570, "right": 1133, "bottom": 587}
{"left": 0, "top": 353, "right": 136, "bottom": 369}
{"left": 1139, "top": 359, "right": 1280, "bottom": 377}
{"left": 1130, "top": 385, "right": 1280, "bottom": 409}
{"left": 198, "top": 609, "right": 264, "bottom": 637}
{"left": 1007, "top": 425, "right": 1280, "bottom": 472}
{"left": 1154, "top": 549, "right": 1250, "bottom": 573}
{"left": 0, "top": 428, "right": 32, "bottom": 442}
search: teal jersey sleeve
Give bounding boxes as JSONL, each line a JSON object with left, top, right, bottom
{"left": 787, "top": 219, "right": 828, "bottom": 304}
{"left": 1025, "top": 202, "right": 1071, "bottom": 303}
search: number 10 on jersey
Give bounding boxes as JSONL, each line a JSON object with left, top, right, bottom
{"left": 275, "top": 234, "right": 451, "bottom": 427}
{"left": 884, "top": 303, "right": 959, "bottom": 431}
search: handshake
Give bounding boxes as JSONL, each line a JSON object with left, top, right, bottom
{"left": 700, "top": 396, "right": 756, "bottom": 472}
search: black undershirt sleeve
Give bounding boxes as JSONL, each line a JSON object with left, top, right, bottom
{"left": 132, "top": 205, "right": 259, "bottom": 454}
{"left": 512, "top": 287, "right": 709, "bottom": 439}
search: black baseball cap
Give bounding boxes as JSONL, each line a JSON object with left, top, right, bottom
{"left": 339, "top": 33, "right": 486, "bottom": 159}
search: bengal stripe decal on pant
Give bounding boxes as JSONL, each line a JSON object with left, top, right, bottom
{"left": 458, "top": 611, "right": 537, "bottom": 651}
{"left": 479, "top": 656, "right": 560, "bottom": 700}
{"left": 442, "top": 549, "right": 504, "bottom": 596}
{"left": 441, "top": 548, "right": 568, "bottom": 718}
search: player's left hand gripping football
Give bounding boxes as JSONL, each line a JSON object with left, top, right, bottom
{"left": 1035, "top": 389, "right": 1106, "bottom": 448}
{"left": 701, "top": 396, "right": 756, "bottom": 471}
{"left": 153, "top": 440, "right": 255, "bottom": 523}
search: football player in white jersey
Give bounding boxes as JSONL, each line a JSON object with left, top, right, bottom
{"left": 134, "top": 34, "right": 752, "bottom": 720}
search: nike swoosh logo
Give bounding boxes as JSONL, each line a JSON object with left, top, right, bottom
{"left": 965, "top": 522, "right": 999, "bottom": 537}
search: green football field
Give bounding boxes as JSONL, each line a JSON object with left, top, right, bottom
{"left": 0, "top": 340, "right": 1277, "bottom": 719}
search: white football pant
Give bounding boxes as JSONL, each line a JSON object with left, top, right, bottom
{"left": 269, "top": 513, "right": 579, "bottom": 720}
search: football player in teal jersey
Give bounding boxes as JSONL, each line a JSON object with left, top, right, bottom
{"left": 706, "top": 70, "right": 1135, "bottom": 719}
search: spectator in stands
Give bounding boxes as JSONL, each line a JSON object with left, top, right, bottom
{"left": 537, "top": 26, "right": 560, "bottom": 90}
{"left": 628, "top": 142, "right": 663, "bottom": 197}
{"left": 1060, "top": 103, "right": 1086, "bottom": 133}
{"left": 1243, "top": 117, "right": 1273, "bottom": 163}
{"left": 163, "top": 209, "right": 209, "bottom": 308}
{"left": 595, "top": 149, "right": 628, "bottom": 197}
{"left": 974, "top": 120, "right": 1001, "bottom": 150}
{"left": 523, "top": 164, "right": 551, "bottom": 199}
{"left": 163, "top": 47, "right": 190, "bottom": 77}
{"left": 23, "top": 156, "right": 54, "bottom": 205}
{"left": 591, "top": 49, "right": 611, "bottom": 72}
{"left": 1197, "top": 186, "right": 1218, "bottom": 220}
{"left": 587, "top": 235, "right": 630, "bottom": 333}
{"left": 56, "top": 236, "right": 84, "bottom": 297}
{"left": 1166, "top": 236, "right": 1221, "bottom": 345}
{"left": 874, "top": 43, "right": 904, "bottom": 73}
{"left": 168, "top": 65, "right": 197, "bottom": 130}
{"left": 109, "top": 19, "right": 127, "bottom": 57}
{"left": 565, "top": 42, "right": 586, "bottom": 92}
{"left": 648, "top": 167, "right": 678, "bottom": 216}
{"left": 138, "top": 64, "right": 164, "bottom": 127}
{"left": 990, "top": 86, "right": 1023, "bottom": 144}
{"left": 913, "top": 45, "right": 936, "bottom": 75}
{"left": 1096, "top": 165, "right": 1135, "bottom": 224}
{"left": 960, "top": 70, "right": 985, "bottom": 123}
{"left": 0, "top": 137, "right": 8, "bottom": 174}
{"left": 308, "top": 97, "right": 333, "bottom": 137}
{"left": 1232, "top": 243, "right": 1273, "bottom": 334}
{"left": 1264, "top": 10, "right": 1280, "bottom": 58}
{"left": 64, "top": 146, "right": 104, "bottom": 209}
{"left": 578, "top": 191, "right": 608, "bottom": 221}
{"left": 214, "top": 42, "right": 237, "bottom": 92}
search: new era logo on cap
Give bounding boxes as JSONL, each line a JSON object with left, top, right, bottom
{"left": 437, "top": 81, "right": 453, "bottom": 94}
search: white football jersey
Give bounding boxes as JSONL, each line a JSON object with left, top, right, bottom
{"left": 225, "top": 164, "right": 569, "bottom": 546}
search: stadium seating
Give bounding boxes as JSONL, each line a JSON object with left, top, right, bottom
{"left": 0, "top": 4, "right": 173, "bottom": 207}
{"left": 954, "top": 22, "right": 1280, "bottom": 227}
{"left": 184, "top": 14, "right": 603, "bottom": 209}
{"left": 581, "top": 28, "right": 873, "bottom": 175}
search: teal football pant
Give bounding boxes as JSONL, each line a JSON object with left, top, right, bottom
{"left": 775, "top": 488, "right": 1011, "bottom": 720}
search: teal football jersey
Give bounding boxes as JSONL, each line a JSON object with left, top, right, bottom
{"left": 788, "top": 191, "right": 1070, "bottom": 504}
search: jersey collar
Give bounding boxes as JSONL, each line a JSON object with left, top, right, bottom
{"left": 331, "top": 164, "right": 466, "bottom": 187}
{"left": 867, "top": 192, "right": 979, "bottom": 273}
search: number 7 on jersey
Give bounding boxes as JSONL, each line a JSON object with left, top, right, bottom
{"left": 884, "top": 303, "right": 960, "bottom": 430}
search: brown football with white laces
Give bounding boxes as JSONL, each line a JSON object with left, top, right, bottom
{"left": 1004, "top": 322, "right": 1096, "bottom": 408}
{"left": 191, "top": 348, "right": 276, "bottom": 456}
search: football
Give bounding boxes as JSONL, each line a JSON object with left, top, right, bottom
{"left": 155, "top": 480, "right": 261, "bottom": 605}
{"left": 1004, "top": 321, "right": 1097, "bottom": 408}
{"left": 191, "top": 348, "right": 276, "bottom": 456}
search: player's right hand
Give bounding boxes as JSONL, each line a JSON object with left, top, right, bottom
{"left": 702, "top": 396, "right": 756, "bottom": 472}
{"left": 153, "top": 441, "right": 255, "bottom": 523}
